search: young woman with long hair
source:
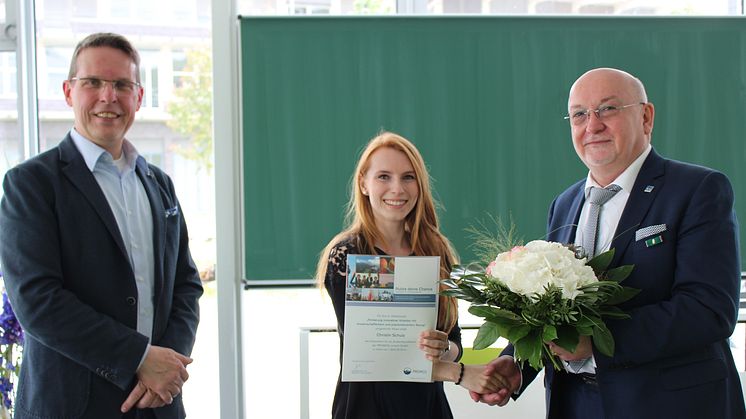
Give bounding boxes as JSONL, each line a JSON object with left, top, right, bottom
{"left": 316, "top": 131, "right": 502, "bottom": 418}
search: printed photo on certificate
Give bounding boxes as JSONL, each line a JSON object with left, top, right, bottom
{"left": 341, "top": 254, "right": 440, "bottom": 382}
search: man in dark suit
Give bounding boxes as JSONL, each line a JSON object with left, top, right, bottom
{"left": 0, "top": 33, "right": 203, "bottom": 418}
{"left": 472, "top": 68, "right": 745, "bottom": 418}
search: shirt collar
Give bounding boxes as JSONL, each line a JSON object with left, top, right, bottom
{"left": 584, "top": 144, "right": 652, "bottom": 197}
{"left": 69, "top": 128, "right": 142, "bottom": 173}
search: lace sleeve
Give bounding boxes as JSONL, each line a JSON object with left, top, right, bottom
{"left": 325, "top": 243, "right": 350, "bottom": 285}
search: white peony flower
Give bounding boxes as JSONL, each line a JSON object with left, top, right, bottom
{"left": 486, "top": 240, "right": 598, "bottom": 300}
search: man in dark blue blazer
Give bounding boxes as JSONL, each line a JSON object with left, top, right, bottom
{"left": 0, "top": 33, "right": 203, "bottom": 418}
{"left": 473, "top": 68, "right": 744, "bottom": 418}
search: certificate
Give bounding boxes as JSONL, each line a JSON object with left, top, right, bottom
{"left": 341, "top": 255, "right": 440, "bottom": 382}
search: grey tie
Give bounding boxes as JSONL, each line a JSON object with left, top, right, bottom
{"left": 580, "top": 184, "right": 621, "bottom": 259}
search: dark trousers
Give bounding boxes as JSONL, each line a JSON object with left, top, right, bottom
{"left": 548, "top": 371, "right": 604, "bottom": 419}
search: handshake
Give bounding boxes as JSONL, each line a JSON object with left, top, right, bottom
{"left": 420, "top": 331, "right": 594, "bottom": 407}
{"left": 419, "top": 330, "right": 521, "bottom": 407}
{"left": 462, "top": 355, "right": 522, "bottom": 407}
{"left": 120, "top": 345, "right": 193, "bottom": 413}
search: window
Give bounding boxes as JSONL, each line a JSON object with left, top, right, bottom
{"left": 441, "top": 0, "right": 483, "bottom": 14}
{"left": 42, "top": 47, "right": 70, "bottom": 98}
{"left": 72, "top": 0, "right": 97, "bottom": 18}
{"left": 139, "top": 50, "right": 160, "bottom": 109}
{"left": 0, "top": 52, "right": 16, "bottom": 97}
{"left": 579, "top": 4, "right": 615, "bottom": 14}
{"left": 172, "top": 50, "right": 189, "bottom": 88}
{"left": 173, "top": 0, "right": 197, "bottom": 21}
{"left": 239, "top": 0, "right": 396, "bottom": 14}
{"left": 0, "top": 59, "right": 20, "bottom": 180}
{"left": 136, "top": 0, "right": 156, "bottom": 19}
{"left": 43, "top": 0, "right": 70, "bottom": 20}
{"left": 111, "top": 2, "right": 132, "bottom": 18}
{"left": 489, "top": 0, "right": 528, "bottom": 13}
{"left": 534, "top": 1, "right": 573, "bottom": 13}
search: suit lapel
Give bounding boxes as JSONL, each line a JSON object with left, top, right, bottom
{"left": 58, "top": 135, "right": 129, "bottom": 260}
{"left": 549, "top": 182, "right": 585, "bottom": 244}
{"left": 610, "top": 149, "right": 666, "bottom": 266}
{"left": 136, "top": 160, "right": 166, "bottom": 300}
{"left": 562, "top": 187, "right": 585, "bottom": 244}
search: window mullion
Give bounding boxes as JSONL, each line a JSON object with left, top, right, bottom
{"left": 16, "top": 0, "right": 39, "bottom": 160}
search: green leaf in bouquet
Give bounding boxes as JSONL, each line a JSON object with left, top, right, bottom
{"left": 588, "top": 248, "right": 615, "bottom": 270}
{"left": 442, "top": 283, "right": 489, "bottom": 304}
{"left": 542, "top": 324, "right": 558, "bottom": 342}
{"left": 574, "top": 315, "right": 601, "bottom": 336}
{"left": 603, "top": 285, "right": 641, "bottom": 306}
{"left": 514, "top": 329, "right": 545, "bottom": 370}
{"left": 587, "top": 248, "right": 615, "bottom": 274}
{"left": 473, "top": 322, "right": 502, "bottom": 350}
{"left": 439, "top": 288, "right": 462, "bottom": 297}
{"left": 439, "top": 287, "right": 477, "bottom": 302}
{"left": 591, "top": 322, "right": 615, "bottom": 357}
{"left": 440, "top": 278, "right": 457, "bottom": 288}
{"left": 468, "top": 305, "right": 521, "bottom": 323}
{"left": 456, "top": 272, "right": 488, "bottom": 283}
{"left": 499, "top": 322, "right": 531, "bottom": 342}
{"left": 460, "top": 277, "right": 488, "bottom": 288}
{"left": 603, "top": 265, "right": 634, "bottom": 283}
{"left": 597, "top": 306, "right": 630, "bottom": 319}
{"left": 574, "top": 290, "right": 600, "bottom": 306}
{"left": 554, "top": 325, "right": 580, "bottom": 353}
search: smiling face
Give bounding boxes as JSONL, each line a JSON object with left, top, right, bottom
{"left": 63, "top": 46, "right": 143, "bottom": 157}
{"left": 360, "top": 146, "right": 419, "bottom": 229}
{"left": 568, "top": 68, "right": 655, "bottom": 186}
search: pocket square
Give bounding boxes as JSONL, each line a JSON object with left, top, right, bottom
{"left": 165, "top": 206, "right": 179, "bottom": 218}
{"left": 635, "top": 224, "right": 666, "bottom": 241}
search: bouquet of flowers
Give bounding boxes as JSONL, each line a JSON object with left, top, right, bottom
{"left": 0, "top": 272, "right": 22, "bottom": 417}
{"left": 442, "top": 221, "right": 638, "bottom": 371}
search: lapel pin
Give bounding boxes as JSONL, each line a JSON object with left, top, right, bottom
{"left": 645, "top": 235, "right": 663, "bottom": 247}
{"left": 643, "top": 185, "right": 654, "bottom": 193}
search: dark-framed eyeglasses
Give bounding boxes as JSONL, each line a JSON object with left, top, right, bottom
{"left": 69, "top": 77, "right": 141, "bottom": 95}
{"left": 564, "top": 102, "right": 646, "bottom": 126}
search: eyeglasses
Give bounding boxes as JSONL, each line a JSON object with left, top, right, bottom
{"left": 564, "top": 102, "right": 646, "bottom": 126}
{"left": 69, "top": 77, "right": 141, "bottom": 95}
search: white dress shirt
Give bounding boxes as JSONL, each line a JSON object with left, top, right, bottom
{"left": 70, "top": 129, "right": 155, "bottom": 354}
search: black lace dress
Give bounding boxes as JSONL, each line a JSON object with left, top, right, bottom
{"left": 323, "top": 236, "right": 462, "bottom": 419}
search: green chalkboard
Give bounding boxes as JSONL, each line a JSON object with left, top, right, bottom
{"left": 240, "top": 16, "right": 746, "bottom": 282}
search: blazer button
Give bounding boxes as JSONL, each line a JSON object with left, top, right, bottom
{"left": 126, "top": 297, "right": 137, "bottom": 306}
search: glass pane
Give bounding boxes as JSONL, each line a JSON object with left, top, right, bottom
{"left": 43, "top": 0, "right": 70, "bottom": 19}
{"left": 72, "top": 0, "right": 97, "bottom": 17}
{"left": 0, "top": 51, "right": 21, "bottom": 189}
{"left": 138, "top": 50, "right": 161, "bottom": 109}
{"left": 42, "top": 47, "right": 71, "bottom": 98}
{"left": 110, "top": 2, "right": 131, "bottom": 18}
{"left": 238, "top": 0, "right": 396, "bottom": 15}
{"left": 238, "top": 0, "right": 740, "bottom": 15}
{"left": 426, "top": 0, "right": 741, "bottom": 15}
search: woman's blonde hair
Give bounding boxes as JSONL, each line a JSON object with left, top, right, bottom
{"left": 316, "top": 131, "right": 459, "bottom": 333}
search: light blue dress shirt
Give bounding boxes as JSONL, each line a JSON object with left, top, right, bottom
{"left": 70, "top": 129, "right": 155, "bottom": 341}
